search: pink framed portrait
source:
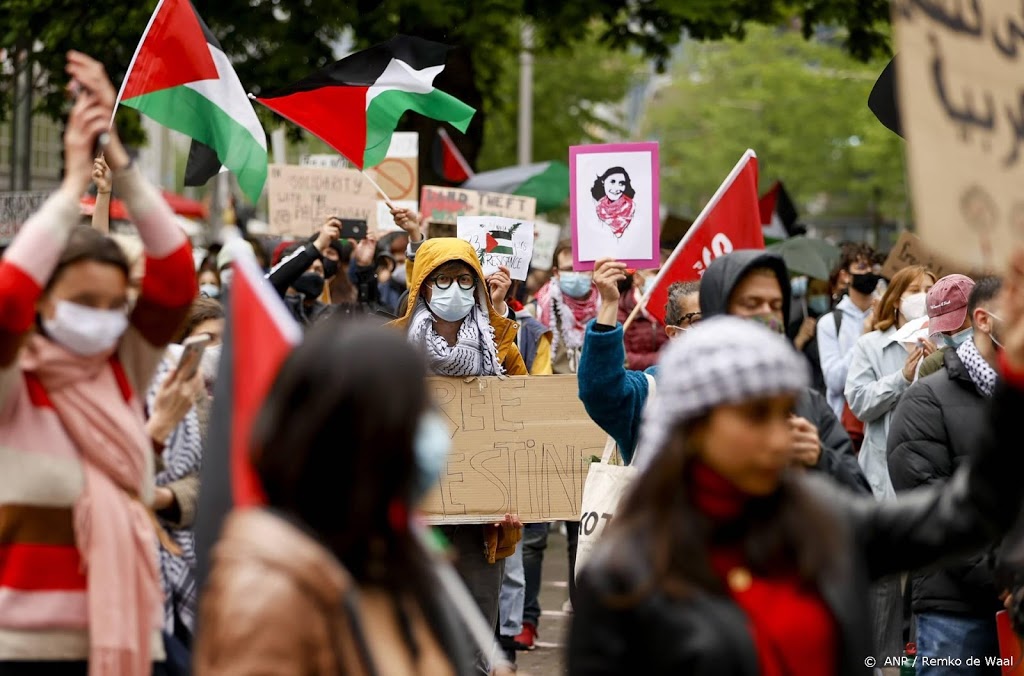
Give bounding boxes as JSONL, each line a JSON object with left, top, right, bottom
{"left": 569, "top": 142, "right": 660, "bottom": 271}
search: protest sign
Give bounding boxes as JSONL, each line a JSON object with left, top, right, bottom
{"left": 457, "top": 216, "right": 534, "bottom": 281}
{"left": 570, "top": 142, "right": 660, "bottom": 271}
{"left": 893, "top": 3, "right": 1024, "bottom": 272}
{"left": 419, "top": 375, "right": 606, "bottom": 524}
{"left": 420, "top": 185, "right": 536, "bottom": 225}
{"left": 0, "top": 192, "right": 50, "bottom": 238}
{"left": 266, "top": 164, "right": 378, "bottom": 236}
{"left": 300, "top": 154, "right": 349, "bottom": 169}
{"left": 532, "top": 220, "right": 563, "bottom": 270}
{"left": 881, "top": 231, "right": 978, "bottom": 280}
{"left": 373, "top": 132, "right": 419, "bottom": 202}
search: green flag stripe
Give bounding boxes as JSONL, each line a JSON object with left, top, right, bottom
{"left": 122, "top": 85, "right": 267, "bottom": 203}
{"left": 489, "top": 246, "right": 514, "bottom": 255}
{"left": 363, "top": 88, "right": 475, "bottom": 168}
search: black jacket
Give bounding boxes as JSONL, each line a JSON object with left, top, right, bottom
{"left": 569, "top": 384, "right": 1024, "bottom": 676}
{"left": 887, "top": 348, "right": 1001, "bottom": 616}
{"left": 700, "top": 250, "right": 870, "bottom": 495}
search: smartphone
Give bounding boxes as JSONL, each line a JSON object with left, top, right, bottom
{"left": 335, "top": 218, "right": 367, "bottom": 240}
{"left": 178, "top": 334, "right": 212, "bottom": 380}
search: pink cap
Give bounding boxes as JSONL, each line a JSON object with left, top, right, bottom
{"left": 926, "top": 274, "right": 975, "bottom": 334}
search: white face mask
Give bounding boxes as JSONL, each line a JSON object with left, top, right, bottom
{"left": 42, "top": 300, "right": 128, "bottom": 357}
{"left": 899, "top": 292, "right": 928, "bottom": 322}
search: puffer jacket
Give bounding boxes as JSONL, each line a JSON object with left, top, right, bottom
{"left": 887, "top": 347, "right": 1001, "bottom": 617}
{"left": 569, "top": 382, "right": 1024, "bottom": 676}
{"left": 195, "top": 509, "right": 474, "bottom": 676}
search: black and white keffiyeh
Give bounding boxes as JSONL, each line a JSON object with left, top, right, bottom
{"left": 958, "top": 338, "right": 998, "bottom": 397}
{"left": 408, "top": 296, "right": 504, "bottom": 377}
{"left": 147, "top": 355, "right": 202, "bottom": 635}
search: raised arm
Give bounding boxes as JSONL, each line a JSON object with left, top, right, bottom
{"left": 0, "top": 88, "right": 104, "bottom": 408}
{"left": 91, "top": 156, "right": 112, "bottom": 234}
{"left": 266, "top": 218, "right": 339, "bottom": 297}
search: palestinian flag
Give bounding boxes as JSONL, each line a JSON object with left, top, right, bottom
{"left": 463, "top": 161, "right": 569, "bottom": 213}
{"left": 257, "top": 36, "right": 476, "bottom": 170}
{"left": 433, "top": 127, "right": 473, "bottom": 184}
{"left": 486, "top": 229, "right": 515, "bottom": 255}
{"left": 116, "top": 0, "right": 268, "bottom": 203}
{"left": 193, "top": 243, "right": 301, "bottom": 584}
{"left": 759, "top": 180, "right": 802, "bottom": 243}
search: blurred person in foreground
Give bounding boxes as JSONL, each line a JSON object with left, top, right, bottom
{"left": 569, "top": 251, "right": 1024, "bottom": 673}
{"left": 0, "top": 52, "right": 197, "bottom": 674}
{"left": 196, "top": 320, "right": 477, "bottom": 675}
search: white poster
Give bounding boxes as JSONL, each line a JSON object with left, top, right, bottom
{"left": 532, "top": 220, "right": 563, "bottom": 270}
{"left": 457, "top": 216, "right": 535, "bottom": 281}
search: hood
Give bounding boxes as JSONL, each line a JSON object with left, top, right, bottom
{"left": 214, "top": 508, "right": 350, "bottom": 609}
{"left": 389, "top": 238, "right": 510, "bottom": 334}
{"left": 699, "top": 250, "right": 791, "bottom": 321}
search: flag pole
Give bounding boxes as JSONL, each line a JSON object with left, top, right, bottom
{"left": 623, "top": 148, "right": 757, "bottom": 333}
{"left": 361, "top": 170, "right": 396, "bottom": 210}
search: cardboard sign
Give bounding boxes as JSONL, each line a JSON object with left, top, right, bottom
{"left": 894, "top": 3, "right": 1024, "bottom": 272}
{"left": 300, "top": 154, "right": 349, "bottom": 169}
{"left": 420, "top": 375, "right": 607, "bottom": 524}
{"left": 457, "top": 216, "right": 534, "bottom": 281}
{"left": 881, "top": 231, "right": 977, "bottom": 280}
{"left": 266, "top": 164, "right": 378, "bottom": 237}
{"left": 373, "top": 132, "right": 419, "bottom": 202}
{"left": 420, "top": 186, "right": 536, "bottom": 225}
{"left": 0, "top": 191, "right": 50, "bottom": 238}
{"left": 532, "top": 220, "right": 563, "bottom": 270}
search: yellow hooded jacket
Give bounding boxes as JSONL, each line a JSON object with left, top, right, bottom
{"left": 388, "top": 238, "right": 528, "bottom": 377}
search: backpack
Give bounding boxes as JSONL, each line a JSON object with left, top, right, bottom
{"left": 833, "top": 311, "right": 865, "bottom": 453}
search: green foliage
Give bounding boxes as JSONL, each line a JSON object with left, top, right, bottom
{"left": 643, "top": 25, "right": 905, "bottom": 221}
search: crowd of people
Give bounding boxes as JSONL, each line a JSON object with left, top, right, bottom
{"left": 3, "top": 51, "right": 1024, "bottom": 676}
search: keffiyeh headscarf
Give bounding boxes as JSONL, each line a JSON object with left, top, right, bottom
{"left": 957, "top": 338, "right": 998, "bottom": 397}
{"left": 407, "top": 296, "right": 504, "bottom": 377}
{"left": 535, "top": 279, "right": 600, "bottom": 358}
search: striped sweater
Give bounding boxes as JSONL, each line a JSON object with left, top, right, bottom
{"left": 0, "top": 166, "right": 196, "bottom": 661}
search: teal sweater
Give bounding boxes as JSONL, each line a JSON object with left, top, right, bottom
{"left": 576, "top": 321, "right": 656, "bottom": 465}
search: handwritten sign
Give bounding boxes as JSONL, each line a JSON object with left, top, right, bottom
{"left": 0, "top": 192, "right": 49, "bottom": 238}
{"left": 894, "top": 2, "right": 1024, "bottom": 271}
{"left": 420, "top": 375, "right": 606, "bottom": 524}
{"left": 420, "top": 186, "right": 536, "bottom": 225}
{"left": 881, "top": 231, "right": 980, "bottom": 280}
{"left": 266, "top": 164, "right": 378, "bottom": 237}
{"left": 457, "top": 216, "right": 534, "bottom": 281}
{"left": 374, "top": 132, "right": 419, "bottom": 202}
{"left": 532, "top": 220, "right": 563, "bottom": 270}
{"left": 300, "top": 154, "right": 349, "bottom": 170}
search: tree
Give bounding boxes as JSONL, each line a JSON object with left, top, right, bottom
{"left": 643, "top": 24, "right": 905, "bottom": 222}
{"left": 0, "top": 0, "right": 892, "bottom": 184}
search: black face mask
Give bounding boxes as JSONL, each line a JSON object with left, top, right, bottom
{"left": 850, "top": 272, "right": 881, "bottom": 295}
{"left": 322, "top": 258, "right": 339, "bottom": 279}
{"left": 293, "top": 272, "right": 325, "bottom": 299}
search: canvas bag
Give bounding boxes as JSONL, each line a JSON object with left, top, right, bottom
{"left": 574, "top": 373, "right": 654, "bottom": 581}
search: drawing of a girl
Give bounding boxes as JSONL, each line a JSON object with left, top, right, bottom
{"left": 591, "top": 167, "right": 636, "bottom": 238}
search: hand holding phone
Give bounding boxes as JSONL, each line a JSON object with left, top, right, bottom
{"left": 178, "top": 334, "right": 212, "bottom": 381}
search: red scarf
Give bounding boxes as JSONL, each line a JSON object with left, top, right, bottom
{"left": 596, "top": 195, "right": 636, "bottom": 237}
{"left": 691, "top": 463, "right": 836, "bottom": 676}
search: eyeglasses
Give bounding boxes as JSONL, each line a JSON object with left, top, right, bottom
{"left": 432, "top": 273, "right": 475, "bottom": 291}
{"left": 667, "top": 312, "right": 702, "bottom": 335}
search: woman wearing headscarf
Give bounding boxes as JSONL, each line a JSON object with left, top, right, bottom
{"left": 0, "top": 54, "right": 196, "bottom": 674}
{"left": 570, "top": 279, "right": 1024, "bottom": 674}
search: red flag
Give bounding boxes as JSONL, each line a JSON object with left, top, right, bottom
{"left": 433, "top": 127, "right": 474, "bottom": 183}
{"left": 195, "top": 246, "right": 301, "bottom": 583}
{"left": 645, "top": 150, "right": 763, "bottom": 324}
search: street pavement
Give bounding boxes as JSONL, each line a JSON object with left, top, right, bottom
{"left": 516, "top": 528, "right": 571, "bottom": 675}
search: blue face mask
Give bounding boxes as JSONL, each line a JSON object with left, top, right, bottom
{"left": 199, "top": 283, "right": 220, "bottom": 299}
{"left": 412, "top": 411, "right": 451, "bottom": 503}
{"left": 428, "top": 283, "right": 476, "bottom": 322}
{"left": 641, "top": 276, "right": 656, "bottom": 296}
{"left": 942, "top": 326, "right": 974, "bottom": 349}
{"left": 559, "top": 272, "right": 592, "bottom": 299}
{"left": 790, "top": 276, "right": 808, "bottom": 298}
{"left": 808, "top": 294, "right": 831, "bottom": 316}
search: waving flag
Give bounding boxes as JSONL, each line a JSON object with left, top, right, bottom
{"left": 194, "top": 242, "right": 301, "bottom": 583}
{"left": 116, "top": 0, "right": 267, "bottom": 203}
{"left": 257, "top": 36, "right": 476, "bottom": 169}
{"left": 640, "top": 150, "right": 763, "bottom": 324}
